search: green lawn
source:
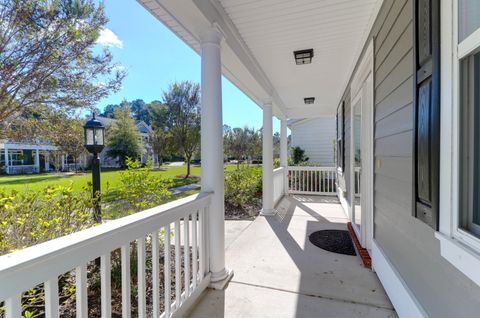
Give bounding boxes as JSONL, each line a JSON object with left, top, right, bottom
{"left": 0, "top": 164, "right": 239, "bottom": 193}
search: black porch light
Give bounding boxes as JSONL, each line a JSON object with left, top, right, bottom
{"left": 83, "top": 113, "right": 105, "bottom": 222}
{"left": 294, "top": 49, "right": 314, "bottom": 65}
{"left": 304, "top": 97, "right": 315, "bottom": 104}
{"left": 84, "top": 113, "right": 105, "bottom": 154}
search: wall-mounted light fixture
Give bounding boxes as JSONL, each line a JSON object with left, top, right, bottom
{"left": 304, "top": 97, "right": 315, "bottom": 104}
{"left": 294, "top": 49, "right": 314, "bottom": 65}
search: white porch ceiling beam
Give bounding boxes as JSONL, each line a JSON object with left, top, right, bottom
{"left": 192, "top": 0, "right": 288, "bottom": 117}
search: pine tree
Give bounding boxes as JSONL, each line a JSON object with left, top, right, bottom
{"left": 106, "top": 102, "right": 142, "bottom": 168}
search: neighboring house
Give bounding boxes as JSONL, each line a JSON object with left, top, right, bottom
{"left": 0, "top": 140, "right": 58, "bottom": 174}
{"left": 0, "top": 116, "right": 156, "bottom": 174}
{"left": 288, "top": 117, "right": 336, "bottom": 166}
{"left": 79, "top": 116, "right": 157, "bottom": 168}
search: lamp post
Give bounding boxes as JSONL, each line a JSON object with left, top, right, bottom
{"left": 83, "top": 113, "right": 105, "bottom": 222}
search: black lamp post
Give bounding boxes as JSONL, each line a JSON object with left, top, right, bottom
{"left": 83, "top": 113, "right": 105, "bottom": 222}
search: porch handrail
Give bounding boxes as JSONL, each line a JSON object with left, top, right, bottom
{"left": 287, "top": 166, "right": 337, "bottom": 195}
{"left": 273, "top": 167, "right": 285, "bottom": 206}
{"left": 0, "top": 192, "right": 212, "bottom": 318}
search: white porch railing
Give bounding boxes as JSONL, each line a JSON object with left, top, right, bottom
{"left": 287, "top": 166, "right": 337, "bottom": 196}
{"left": 273, "top": 167, "right": 285, "bottom": 206}
{"left": 6, "top": 165, "right": 39, "bottom": 174}
{"left": 0, "top": 192, "right": 212, "bottom": 318}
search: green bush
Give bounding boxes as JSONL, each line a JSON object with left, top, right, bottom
{"left": 0, "top": 185, "right": 95, "bottom": 255}
{"left": 291, "top": 146, "right": 309, "bottom": 164}
{"left": 224, "top": 167, "right": 262, "bottom": 207}
{"left": 106, "top": 158, "right": 173, "bottom": 217}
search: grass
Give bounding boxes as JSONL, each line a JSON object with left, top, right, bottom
{"left": 0, "top": 164, "right": 239, "bottom": 192}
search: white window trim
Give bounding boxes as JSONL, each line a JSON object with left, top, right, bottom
{"left": 437, "top": 0, "right": 480, "bottom": 287}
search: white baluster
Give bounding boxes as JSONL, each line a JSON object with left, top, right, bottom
{"left": 121, "top": 245, "right": 131, "bottom": 318}
{"left": 174, "top": 220, "right": 181, "bottom": 307}
{"left": 101, "top": 254, "right": 111, "bottom": 318}
{"left": 164, "top": 224, "right": 171, "bottom": 317}
{"left": 76, "top": 264, "right": 88, "bottom": 318}
{"left": 192, "top": 211, "right": 198, "bottom": 289}
{"left": 184, "top": 215, "right": 191, "bottom": 297}
{"left": 199, "top": 208, "right": 205, "bottom": 279}
{"left": 45, "top": 277, "right": 59, "bottom": 318}
{"left": 152, "top": 230, "right": 160, "bottom": 318}
{"left": 5, "top": 294, "right": 21, "bottom": 318}
{"left": 137, "top": 238, "right": 146, "bottom": 318}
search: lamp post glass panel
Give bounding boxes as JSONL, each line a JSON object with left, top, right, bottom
{"left": 84, "top": 114, "right": 105, "bottom": 222}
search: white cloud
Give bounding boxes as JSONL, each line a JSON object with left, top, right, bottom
{"left": 112, "top": 64, "right": 126, "bottom": 72}
{"left": 96, "top": 28, "right": 123, "bottom": 48}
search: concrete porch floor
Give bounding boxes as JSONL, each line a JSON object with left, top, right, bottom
{"left": 188, "top": 195, "right": 397, "bottom": 318}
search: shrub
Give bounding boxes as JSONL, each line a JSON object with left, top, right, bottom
{"left": 291, "top": 146, "right": 309, "bottom": 164}
{"left": 0, "top": 185, "right": 95, "bottom": 255}
{"left": 224, "top": 167, "right": 262, "bottom": 207}
{"left": 106, "top": 158, "right": 173, "bottom": 216}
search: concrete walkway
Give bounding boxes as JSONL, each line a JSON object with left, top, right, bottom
{"left": 188, "top": 195, "right": 397, "bottom": 318}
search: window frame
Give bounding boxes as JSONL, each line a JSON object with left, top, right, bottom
{"left": 437, "top": 0, "right": 480, "bottom": 287}
{"left": 336, "top": 101, "right": 345, "bottom": 173}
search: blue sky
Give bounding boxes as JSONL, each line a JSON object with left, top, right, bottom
{"left": 96, "top": 0, "right": 281, "bottom": 133}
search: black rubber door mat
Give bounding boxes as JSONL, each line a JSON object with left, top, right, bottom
{"left": 309, "top": 230, "right": 356, "bottom": 256}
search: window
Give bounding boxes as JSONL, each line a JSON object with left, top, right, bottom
{"left": 336, "top": 101, "right": 345, "bottom": 172}
{"left": 436, "top": 0, "right": 480, "bottom": 287}
{"left": 10, "top": 150, "right": 23, "bottom": 166}
{"left": 460, "top": 49, "right": 480, "bottom": 237}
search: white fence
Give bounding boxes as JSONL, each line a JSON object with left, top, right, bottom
{"left": 0, "top": 192, "right": 212, "bottom": 318}
{"left": 287, "top": 166, "right": 337, "bottom": 195}
{"left": 273, "top": 167, "right": 285, "bottom": 206}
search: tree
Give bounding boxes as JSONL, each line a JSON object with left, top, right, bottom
{"left": 162, "top": 81, "right": 201, "bottom": 177}
{"left": 151, "top": 127, "right": 172, "bottom": 166}
{"left": 248, "top": 128, "right": 262, "bottom": 166}
{"left": 48, "top": 115, "right": 85, "bottom": 172}
{"left": 0, "top": 0, "right": 125, "bottom": 123}
{"left": 291, "top": 146, "right": 309, "bottom": 164}
{"left": 224, "top": 126, "right": 257, "bottom": 169}
{"left": 106, "top": 103, "right": 142, "bottom": 167}
{"left": 273, "top": 132, "right": 281, "bottom": 158}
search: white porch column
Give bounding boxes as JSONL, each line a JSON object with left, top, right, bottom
{"left": 261, "top": 101, "right": 276, "bottom": 215}
{"left": 280, "top": 119, "right": 288, "bottom": 168}
{"left": 35, "top": 148, "right": 40, "bottom": 173}
{"left": 280, "top": 119, "right": 288, "bottom": 195}
{"left": 200, "top": 26, "right": 232, "bottom": 288}
{"left": 4, "top": 146, "right": 8, "bottom": 174}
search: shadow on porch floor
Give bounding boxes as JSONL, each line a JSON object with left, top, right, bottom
{"left": 188, "top": 195, "right": 397, "bottom": 318}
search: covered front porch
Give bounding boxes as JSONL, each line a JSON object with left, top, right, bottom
{"left": 189, "top": 195, "right": 395, "bottom": 318}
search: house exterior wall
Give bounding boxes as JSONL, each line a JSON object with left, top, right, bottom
{"left": 290, "top": 117, "right": 336, "bottom": 166}
{"left": 337, "top": 0, "right": 480, "bottom": 316}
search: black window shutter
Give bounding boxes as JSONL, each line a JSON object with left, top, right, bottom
{"left": 413, "top": 0, "right": 440, "bottom": 229}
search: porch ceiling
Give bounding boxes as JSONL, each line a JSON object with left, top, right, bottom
{"left": 138, "top": 0, "right": 381, "bottom": 119}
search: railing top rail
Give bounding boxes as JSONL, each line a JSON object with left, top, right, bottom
{"left": 273, "top": 167, "right": 285, "bottom": 174}
{"left": 0, "top": 192, "right": 212, "bottom": 300}
{"left": 287, "top": 166, "right": 336, "bottom": 171}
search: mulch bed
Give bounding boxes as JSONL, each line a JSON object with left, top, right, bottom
{"left": 225, "top": 197, "right": 261, "bottom": 220}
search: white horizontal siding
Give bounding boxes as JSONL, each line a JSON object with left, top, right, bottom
{"left": 290, "top": 117, "right": 336, "bottom": 166}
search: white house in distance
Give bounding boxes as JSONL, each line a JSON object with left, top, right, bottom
{"left": 0, "top": 116, "right": 156, "bottom": 174}
{"left": 2, "top": 1, "right": 480, "bottom": 318}
{"left": 288, "top": 116, "right": 336, "bottom": 165}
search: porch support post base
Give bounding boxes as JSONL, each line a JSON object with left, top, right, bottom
{"left": 260, "top": 208, "right": 277, "bottom": 216}
{"left": 208, "top": 268, "right": 234, "bottom": 290}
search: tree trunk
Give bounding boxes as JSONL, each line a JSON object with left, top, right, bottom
{"left": 186, "top": 155, "right": 191, "bottom": 178}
